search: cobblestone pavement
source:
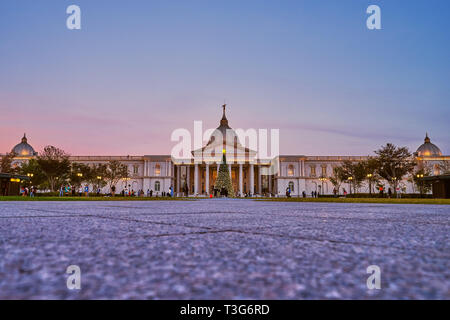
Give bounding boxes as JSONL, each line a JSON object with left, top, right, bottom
{"left": 0, "top": 200, "right": 448, "bottom": 299}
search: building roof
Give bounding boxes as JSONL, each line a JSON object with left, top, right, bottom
{"left": 198, "top": 104, "right": 253, "bottom": 153}
{"left": 11, "top": 134, "right": 36, "bottom": 157}
{"left": 416, "top": 133, "right": 442, "bottom": 157}
{"left": 423, "top": 174, "right": 450, "bottom": 181}
{"left": 0, "top": 173, "right": 30, "bottom": 180}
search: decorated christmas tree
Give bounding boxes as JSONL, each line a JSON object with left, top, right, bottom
{"left": 214, "top": 149, "right": 234, "bottom": 197}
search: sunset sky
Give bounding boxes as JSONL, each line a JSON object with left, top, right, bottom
{"left": 1, "top": 0, "right": 449, "bottom": 156}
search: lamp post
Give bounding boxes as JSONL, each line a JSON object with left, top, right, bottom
{"left": 367, "top": 173, "right": 373, "bottom": 195}
{"left": 123, "top": 177, "right": 131, "bottom": 196}
{"left": 416, "top": 174, "right": 424, "bottom": 197}
{"left": 97, "top": 176, "right": 102, "bottom": 194}
{"left": 347, "top": 176, "right": 353, "bottom": 194}
{"left": 27, "top": 173, "right": 34, "bottom": 186}
{"left": 319, "top": 177, "right": 327, "bottom": 196}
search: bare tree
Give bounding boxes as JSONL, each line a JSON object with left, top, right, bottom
{"left": 105, "top": 160, "right": 128, "bottom": 195}
{"left": 0, "top": 152, "right": 17, "bottom": 173}
{"left": 329, "top": 166, "right": 346, "bottom": 194}
{"left": 438, "top": 160, "right": 450, "bottom": 174}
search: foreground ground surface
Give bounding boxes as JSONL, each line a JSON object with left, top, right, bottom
{"left": 0, "top": 200, "right": 448, "bottom": 299}
{"left": 1, "top": 196, "right": 449, "bottom": 205}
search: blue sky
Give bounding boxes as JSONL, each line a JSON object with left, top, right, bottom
{"left": 0, "top": 0, "right": 449, "bottom": 155}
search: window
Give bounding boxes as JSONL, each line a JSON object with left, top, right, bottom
{"left": 321, "top": 166, "right": 327, "bottom": 177}
{"left": 287, "top": 165, "right": 294, "bottom": 177}
{"left": 434, "top": 164, "right": 440, "bottom": 176}
{"left": 310, "top": 166, "right": 316, "bottom": 177}
{"left": 155, "top": 164, "right": 161, "bottom": 176}
{"left": 289, "top": 181, "right": 295, "bottom": 192}
{"left": 133, "top": 165, "right": 139, "bottom": 175}
{"left": 154, "top": 181, "right": 161, "bottom": 191}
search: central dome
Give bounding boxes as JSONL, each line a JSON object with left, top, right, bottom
{"left": 12, "top": 134, "right": 36, "bottom": 157}
{"left": 205, "top": 104, "right": 242, "bottom": 147}
{"left": 416, "top": 133, "right": 442, "bottom": 157}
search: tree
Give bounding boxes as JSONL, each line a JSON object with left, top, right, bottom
{"left": 36, "top": 146, "right": 71, "bottom": 191}
{"left": 105, "top": 160, "right": 128, "bottom": 195}
{"left": 0, "top": 152, "right": 17, "bottom": 173}
{"left": 362, "top": 157, "right": 380, "bottom": 195}
{"left": 374, "top": 143, "right": 415, "bottom": 194}
{"left": 329, "top": 166, "right": 346, "bottom": 194}
{"left": 341, "top": 160, "right": 366, "bottom": 193}
{"left": 87, "top": 163, "right": 108, "bottom": 193}
{"left": 411, "top": 167, "right": 432, "bottom": 196}
{"left": 18, "top": 159, "right": 47, "bottom": 188}
{"left": 438, "top": 161, "right": 450, "bottom": 175}
{"left": 68, "top": 162, "right": 92, "bottom": 190}
{"left": 213, "top": 152, "right": 234, "bottom": 197}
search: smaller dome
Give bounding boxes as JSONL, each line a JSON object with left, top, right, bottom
{"left": 12, "top": 134, "right": 36, "bottom": 157}
{"left": 416, "top": 133, "right": 442, "bottom": 157}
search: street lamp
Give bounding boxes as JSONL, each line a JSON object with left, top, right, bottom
{"left": 367, "top": 173, "right": 373, "bottom": 195}
{"left": 416, "top": 174, "right": 424, "bottom": 197}
{"left": 25, "top": 173, "right": 34, "bottom": 187}
{"left": 77, "top": 173, "right": 83, "bottom": 177}
{"left": 347, "top": 176, "right": 353, "bottom": 194}
{"left": 319, "top": 177, "right": 327, "bottom": 196}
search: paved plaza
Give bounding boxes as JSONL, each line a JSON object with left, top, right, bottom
{"left": 0, "top": 200, "right": 448, "bottom": 299}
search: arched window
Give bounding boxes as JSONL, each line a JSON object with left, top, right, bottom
{"left": 288, "top": 181, "right": 295, "bottom": 192}
{"left": 287, "top": 165, "right": 294, "bottom": 176}
{"left": 155, "top": 164, "right": 161, "bottom": 176}
{"left": 154, "top": 181, "right": 161, "bottom": 191}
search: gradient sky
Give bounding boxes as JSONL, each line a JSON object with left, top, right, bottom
{"left": 1, "top": 0, "right": 449, "bottom": 156}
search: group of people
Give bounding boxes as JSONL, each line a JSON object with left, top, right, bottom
{"left": 120, "top": 186, "right": 174, "bottom": 198}
{"left": 19, "top": 186, "right": 37, "bottom": 197}
{"left": 59, "top": 185, "right": 91, "bottom": 197}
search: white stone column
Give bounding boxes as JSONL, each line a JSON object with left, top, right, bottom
{"left": 239, "top": 164, "right": 243, "bottom": 197}
{"left": 194, "top": 164, "right": 199, "bottom": 195}
{"left": 177, "top": 166, "right": 181, "bottom": 193}
{"left": 144, "top": 161, "right": 147, "bottom": 177}
{"left": 186, "top": 166, "right": 190, "bottom": 195}
{"left": 250, "top": 164, "right": 254, "bottom": 195}
{"left": 268, "top": 174, "right": 272, "bottom": 194}
{"left": 258, "top": 166, "right": 262, "bottom": 195}
{"left": 205, "top": 163, "right": 209, "bottom": 195}
{"left": 228, "top": 164, "right": 232, "bottom": 178}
